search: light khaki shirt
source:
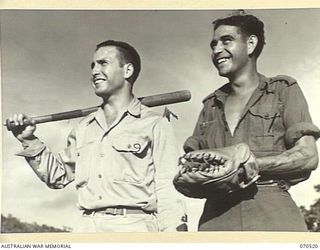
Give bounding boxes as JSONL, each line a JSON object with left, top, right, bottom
{"left": 17, "top": 97, "right": 186, "bottom": 231}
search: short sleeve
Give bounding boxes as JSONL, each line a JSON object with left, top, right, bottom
{"left": 277, "top": 76, "right": 320, "bottom": 147}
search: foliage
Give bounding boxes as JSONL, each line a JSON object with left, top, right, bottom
{"left": 1, "top": 214, "right": 72, "bottom": 233}
{"left": 300, "top": 184, "right": 320, "bottom": 232}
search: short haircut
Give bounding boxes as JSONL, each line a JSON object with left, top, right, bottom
{"left": 212, "top": 14, "right": 265, "bottom": 58}
{"left": 96, "top": 40, "right": 141, "bottom": 84}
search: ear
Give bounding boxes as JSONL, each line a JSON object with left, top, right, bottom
{"left": 247, "top": 35, "right": 258, "bottom": 56}
{"left": 123, "top": 63, "right": 134, "bottom": 80}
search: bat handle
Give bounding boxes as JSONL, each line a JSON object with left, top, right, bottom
{"left": 3, "top": 108, "right": 94, "bottom": 131}
{"left": 3, "top": 118, "right": 35, "bottom": 131}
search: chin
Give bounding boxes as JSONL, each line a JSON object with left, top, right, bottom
{"left": 218, "top": 71, "right": 229, "bottom": 78}
{"left": 94, "top": 89, "right": 109, "bottom": 98}
{"left": 215, "top": 66, "right": 228, "bottom": 77}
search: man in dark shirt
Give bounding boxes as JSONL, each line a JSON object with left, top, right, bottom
{"left": 183, "top": 13, "right": 320, "bottom": 231}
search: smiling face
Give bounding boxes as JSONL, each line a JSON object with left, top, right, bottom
{"left": 91, "top": 46, "right": 127, "bottom": 98}
{"left": 210, "top": 25, "right": 250, "bottom": 79}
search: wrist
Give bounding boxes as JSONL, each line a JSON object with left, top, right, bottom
{"left": 19, "top": 135, "right": 39, "bottom": 148}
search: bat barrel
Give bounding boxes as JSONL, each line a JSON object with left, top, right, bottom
{"left": 3, "top": 90, "right": 191, "bottom": 130}
{"left": 139, "top": 90, "right": 191, "bottom": 107}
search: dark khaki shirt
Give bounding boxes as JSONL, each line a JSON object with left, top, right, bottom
{"left": 184, "top": 74, "right": 320, "bottom": 183}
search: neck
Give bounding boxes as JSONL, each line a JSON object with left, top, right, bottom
{"left": 101, "top": 86, "right": 134, "bottom": 126}
{"left": 228, "top": 60, "right": 260, "bottom": 95}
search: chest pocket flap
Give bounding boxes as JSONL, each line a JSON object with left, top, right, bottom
{"left": 112, "top": 135, "right": 150, "bottom": 156}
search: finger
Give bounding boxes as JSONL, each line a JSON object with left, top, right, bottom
{"left": 10, "top": 114, "right": 22, "bottom": 127}
{"left": 12, "top": 114, "right": 21, "bottom": 126}
{"left": 17, "top": 114, "right": 25, "bottom": 126}
{"left": 7, "top": 116, "right": 14, "bottom": 126}
{"left": 6, "top": 117, "right": 15, "bottom": 130}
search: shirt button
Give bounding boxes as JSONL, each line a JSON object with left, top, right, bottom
{"left": 98, "top": 174, "right": 102, "bottom": 178}
{"left": 98, "top": 195, "right": 102, "bottom": 200}
{"left": 77, "top": 152, "right": 80, "bottom": 157}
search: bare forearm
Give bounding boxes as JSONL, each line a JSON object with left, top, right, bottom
{"left": 257, "top": 136, "right": 318, "bottom": 176}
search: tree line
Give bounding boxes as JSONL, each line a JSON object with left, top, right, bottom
{"left": 1, "top": 214, "right": 71, "bottom": 233}
{"left": 299, "top": 184, "right": 320, "bottom": 232}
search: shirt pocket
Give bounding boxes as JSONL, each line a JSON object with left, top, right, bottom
{"left": 75, "top": 141, "right": 96, "bottom": 189}
{"left": 199, "top": 120, "right": 217, "bottom": 136}
{"left": 247, "top": 103, "right": 285, "bottom": 154}
{"left": 111, "top": 135, "right": 151, "bottom": 183}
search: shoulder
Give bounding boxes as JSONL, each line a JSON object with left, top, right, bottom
{"left": 79, "top": 111, "right": 96, "bottom": 125}
{"left": 140, "top": 104, "right": 167, "bottom": 124}
{"left": 262, "top": 74, "right": 307, "bottom": 104}
{"left": 202, "top": 82, "right": 230, "bottom": 104}
{"left": 268, "top": 75, "right": 298, "bottom": 87}
{"left": 140, "top": 104, "right": 163, "bottom": 119}
{"left": 259, "top": 74, "right": 298, "bottom": 96}
{"left": 73, "top": 111, "right": 96, "bottom": 131}
{"left": 140, "top": 104, "right": 176, "bottom": 128}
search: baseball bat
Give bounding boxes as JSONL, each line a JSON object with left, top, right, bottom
{"left": 4, "top": 90, "right": 191, "bottom": 131}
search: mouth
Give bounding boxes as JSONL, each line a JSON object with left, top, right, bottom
{"left": 93, "top": 78, "right": 106, "bottom": 86}
{"left": 215, "top": 57, "right": 230, "bottom": 66}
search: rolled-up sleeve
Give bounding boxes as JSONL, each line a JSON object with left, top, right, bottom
{"left": 280, "top": 80, "right": 320, "bottom": 147}
{"left": 152, "top": 117, "right": 187, "bottom": 231}
{"left": 15, "top": 130, "right": 77, "bottom": 189}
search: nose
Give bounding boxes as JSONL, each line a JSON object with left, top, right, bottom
{"left": 91, "top": 63, "right": 100, "bottom": 76}
{"left": 91, "top": 65, "right": 101, "bottom": 82}
{"left": 212, "top": 40, "right": 223, "bottom": 55}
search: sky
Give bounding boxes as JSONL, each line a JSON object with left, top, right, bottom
{"left": 1, "top": 9, "right": 320, "bottom": 231}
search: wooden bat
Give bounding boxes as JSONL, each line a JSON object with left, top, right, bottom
{"left": 4, "top": 90, "right": 191, "bottom": 131}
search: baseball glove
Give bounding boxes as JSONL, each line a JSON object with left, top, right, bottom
{"left": 173, "top": 143, "right": 260, "bottom": 199}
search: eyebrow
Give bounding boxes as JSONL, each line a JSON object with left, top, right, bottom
{"left": 212, "top": 34, "right": 235, "bottom": 41}
{"left": 211, "top": 34, "right": 235, "bottom": 45}
{"left": 220, "top": 35, "right": 235, "bottom": 40}
{"left": 90, "top": 59, "right": 109, "bottom": 69}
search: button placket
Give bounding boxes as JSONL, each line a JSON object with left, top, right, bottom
{"left": 99, "top": 135, "right": 107, "bottom": 159}
{"left": 97, "top": 138, "right": 106, "bottom": 182}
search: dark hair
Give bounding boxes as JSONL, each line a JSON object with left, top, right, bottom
{"left": 96, "top": 40, "right": 141, "bottom": 84}
{"left": 212, "top": 14, "right": 265, "bottom": 58}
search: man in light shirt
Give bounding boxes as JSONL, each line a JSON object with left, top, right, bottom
{"left": 7, "top": 40, "right": 187, "bottom": 232}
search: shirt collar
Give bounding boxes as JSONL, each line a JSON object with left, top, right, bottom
{"left": 126, "top": 96, "right": 142, "bottom": 117}
{"left": 211, "top": 74, "right": 270, "bottom": 106}
{"left": 86, "top": 96, "right": 142, "bottom": 128}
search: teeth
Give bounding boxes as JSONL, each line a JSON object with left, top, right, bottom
{"left": 94, "top": 79, "right": 105, "bottom": 84}
{"left": 217, "top": 58, "right": 229, "bottom": 64}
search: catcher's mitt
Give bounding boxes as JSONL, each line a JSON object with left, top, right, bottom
{"left": 173, "top": 143, "right": 260, "bottom": 199}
